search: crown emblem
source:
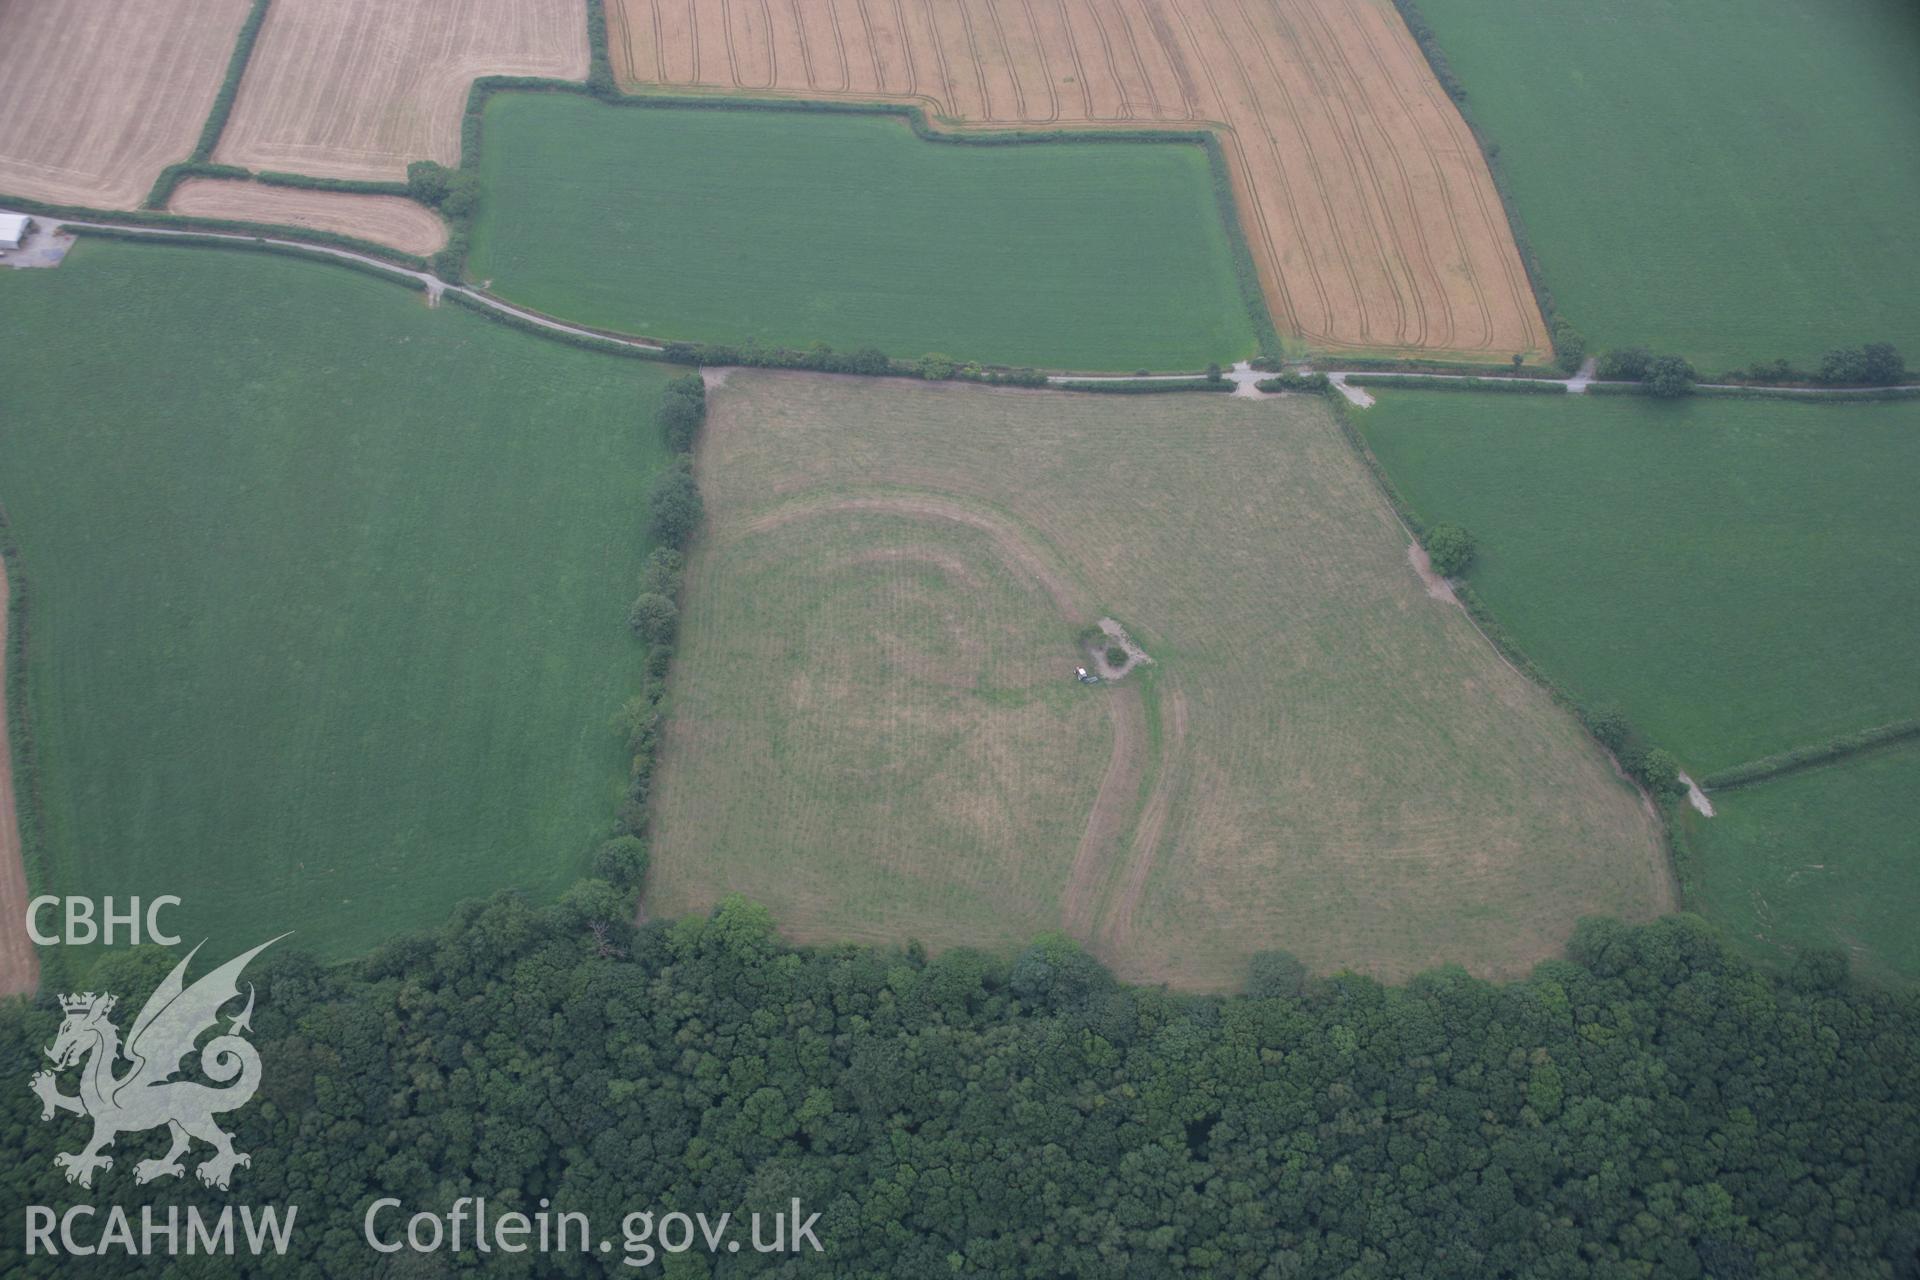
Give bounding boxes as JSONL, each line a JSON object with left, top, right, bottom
{"left": 59, "top": 992, "right": 114, "bottom": 1016}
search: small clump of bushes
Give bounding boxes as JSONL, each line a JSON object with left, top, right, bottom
{"left": 1422, "top": 523, "right": 1476, "bottom": 577}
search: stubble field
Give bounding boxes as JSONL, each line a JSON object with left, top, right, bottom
{"left": 607, "top": 0, "right": 1549, "bottom": 360}
{"left": 646, "top": 372, "right": 1667, "bottom": 989}
{"left": 168, "top": 178, "right": 449, "bottom": 254}
{"left": 0, "top": 0, "right": 252, "bottom": 207}
{"left": 213, "top": 0, "right": 588, "bottom": 180}
{"left": 0, "top": 239, "right": 674, "bottom": 969}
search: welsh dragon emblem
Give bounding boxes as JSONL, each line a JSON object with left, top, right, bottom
{"left": 30, "top": 937, "right": 282, "bottom": 1190}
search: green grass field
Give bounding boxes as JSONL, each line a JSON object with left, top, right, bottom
{"left": 467, "top": 94, "right": 1258, "bottom": 372}
{"left": 1415, "top": 0, "right": 1920, "bottom": 371}
{"left": 1354, "top": 390, "right": 1920, "bottom": 775}
{"left": 0, "top": 239, "right": 673, "bottom": 964}
{"left": 1679, "top": 743, "right": 1920, "bottom": 984}
{"left": 648, "top": 373, "right": 1665, "bottom": 989}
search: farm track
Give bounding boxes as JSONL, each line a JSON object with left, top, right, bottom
{"left": 1062, "top": 685, "right": 1146, "bottom": 937}
{"left": 1093, "top": 683, "right": 1189, "bottom": 957}
{"left": 0, "top": 559, "right": 35, "bottom": 997}
{"left": 607, "top": 0, "right": 1551, "bottom": 356}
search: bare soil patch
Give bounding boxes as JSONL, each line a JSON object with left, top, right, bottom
{"left": 214, "top": 0, "right": 588, "bottom": 181}
{"left": 608, "top": 0, "right": 1548, "bottom": 358}
{"left": 169, "top": 179, "right": 448, "bottom": 254}
{"left": 1087, "top": 617, "right": 1151, "bottom": 679}
{"left": 0, "top": 559, "right": 38, "bottom": 997}
{"left": 1407, "top": 540, "right": 1456, "bottom": 602}
{"left": 0, "top": 0, "right": 254, "bottom": 208}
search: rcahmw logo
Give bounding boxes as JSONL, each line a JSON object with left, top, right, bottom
{"left": 23, "top": 936, "right": 299, "bottom": 1259}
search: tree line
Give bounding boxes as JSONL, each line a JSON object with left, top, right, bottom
{"left": 3, "top": 897, "right": 1915, "bottom": 1277}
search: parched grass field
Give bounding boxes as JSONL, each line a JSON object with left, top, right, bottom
{"left": 0, "top": 0, "right": 253, "bottom": 207}
{"left": 647, "top": 372, "right": 1667, "bottom": 989}
{"left": 608, "top": 0, "right": 1549, "bottom": 359}
{"left": 1413, "top": 0, "right": 1920, "bottom": 371}
{"left": 467, "top": 94, "right": 1257, "bottom": 372}
{"left": 1353, "top": 391, "right": 1920, "bottom": 776}
{"left": 1679, "top": 743, "right": 1920, "bottom": 985}
{"left": 0, "top": 239, "right": 673, "bottom": 965}
{"left": 214, "top": 0, "right": 587, "bottom": 181}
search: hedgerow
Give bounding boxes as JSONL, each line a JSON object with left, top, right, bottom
{"left": 1344, "top": 374, "right": 1568, "bottom": 394}
{"left": 1257, "top": 371, "right": 1331, "bottom": 392}
{"left": 1052, "top": 378, "right": 1234, "bottom": 394}
{"left": 1327, "top": 355, "right": 1557, "bottom": 377}
{"left": 189, "top": 0, "right": 272, "bottom": 164}
{"left": 615, "top": 376, "right": 708, "bottom": 837}
{"left": 142, "top": 162, "right": 252, "bottom": 209}
{"left": 1702, "top": 719, "right": 1920, "bottom": 791}
{"left": 254, "top": 171, "right": 412, "bottom": 197}
{"left": 1694, "top": 384, "right": 1920, "bottom": 403}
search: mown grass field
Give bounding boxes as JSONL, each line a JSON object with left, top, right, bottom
{"left": 1414, "top": 0, "right": 1920, "bottom": 371}
{"left": 0, "top": 239, "right": 673, "bottom": 964}
{"left": 467, "top": 94, "right": 1258, "bottom": 372}
{"left": 1679, "top": 743, "right": 1920, "bottom": 985}
{"left": 1355, "top": 390, "right": 1920, "bottom": 776}
{"left": 647, "top": 372, "right": 1666, "bottom": 989}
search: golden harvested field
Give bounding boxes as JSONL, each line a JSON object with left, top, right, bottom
{"left": 647, "top": 372, "right": 1667, "bottom": 989}
{"left": 169, "top": 179, "right": 449, "bottom": 254}
{"left": 608, "top": 0, "right": 1548, "bottom": 358}
{"left": 0, "top": 0, "right": 253, "bottom": 208}
{"left": 214, "top": 0, "right": 588, "bottom": 181}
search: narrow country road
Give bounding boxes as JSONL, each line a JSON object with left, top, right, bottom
{"left": 15, "top": 211, "right": 1917, "bottom": 398}
{"left": 24, "top": 215, "right": 669, "bottom": 356}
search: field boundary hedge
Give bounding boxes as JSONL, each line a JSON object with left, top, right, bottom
{"left": 190, "top": 0, "right": 272, "bottom": 165}
{"left": 1702, "top": 719, "right": 1920, "bottom": 791}
{"left": 0, "top": 515, "right": 64, "bottom": 990}
{"left": 1052, "top": 378, "right": 1233, "bottom": 394}
{"left": 253, "top": 171, "right": 415, "bottom": 198}
{"left": 1345, "top": 374, "right": 1566, "bottom": 394}
{"left": 1694, "top": 384, "right": 1920, "bottom": 403}
{"left": 1327, "top": 355, "right": 1558, "bottom": 378}
{"left": 1320, "top": 387, "right": 1688, "bottom": 900}
{"left": 451, "top": 78, "right": 1281, "bottom": 362}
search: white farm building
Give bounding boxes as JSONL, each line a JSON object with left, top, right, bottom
{"left": 0, "top": 213, "right": 31, "bottom": 250}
